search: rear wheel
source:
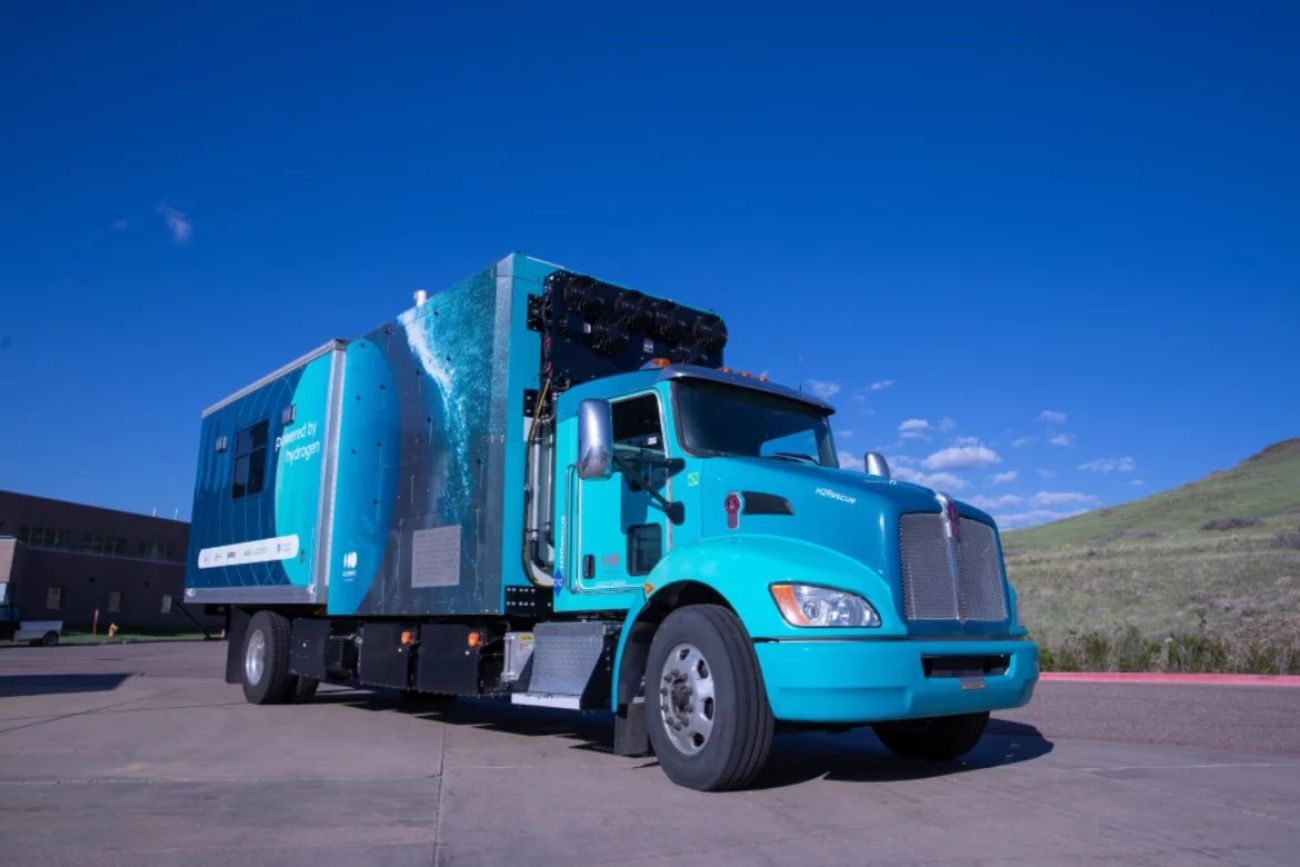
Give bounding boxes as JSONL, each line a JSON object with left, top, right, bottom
{"left": 644, "top": 605, "right": 774, "bottom": 791}
{"left": 41, "top": 631, "right": 59, "bottom": 647}
{"left": 241, "top": 610, "right": 295, "bottom": 704}
{"left": 873, "top": 712, "right": 989, "bottom": 761}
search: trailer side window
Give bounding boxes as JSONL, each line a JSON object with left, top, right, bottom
{"left": 231, "top": 420, "right": 270, "bottom": 499}
{"left": 612, "top": 394, "right": 664, "bottom": 454}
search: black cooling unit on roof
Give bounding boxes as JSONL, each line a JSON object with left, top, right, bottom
{"left": 531, "top": 269, "right": 728, "bottom": 391}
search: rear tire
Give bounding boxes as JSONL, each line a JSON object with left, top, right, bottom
{"left": 41, "top": 631, "right": 59, "bottom": 647}
{"left": 873, "top": 712, "right": 989, "bottom": 761}
{"left": 241, "top": 610, "right": 295, "bottom": 704}
{"left": 644, "top": 605, "right": 774, "bottom": 791}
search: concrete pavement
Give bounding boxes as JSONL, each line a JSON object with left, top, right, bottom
{"left": 1, "top": 642, "right": 1297, "bottom": 866}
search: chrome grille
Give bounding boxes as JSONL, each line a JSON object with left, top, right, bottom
{"left": 898, "top": 514, "right": 1007, "bottom": 622}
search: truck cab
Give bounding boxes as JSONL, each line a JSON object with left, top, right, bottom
{"left": 534, "top": 363, "right": 1036, "bottom": 787}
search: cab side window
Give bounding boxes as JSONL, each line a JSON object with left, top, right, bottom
{"left": 612, "top": 394, "right": 664, "bottom": 454}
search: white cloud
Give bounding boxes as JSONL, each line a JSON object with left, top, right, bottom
{"left": 806, "top": 379, "right": 840, "bottom": 400}
{"left": 1036, "top": 467, "right": 1056, "bottom": 479}
{"left": 1038, "top": 410, "right": 1067, "bottom": 425}
{"left": 893, "top": 465, "right": 967, "bottom": 491}
{"left": 157, "top": 202, "right": 192, "bottom": 243}
{"left": 1032, "top": 490, "right": 1100, "bottom": 507}
{"left": 868, "top": 379, "right": 895, "bottom": 391}
{"left": 899, "top": 418, "right": 932, "bottom": 440}
{"left": 1048, "top": 433, "right": 1075, "bottom": 448}
{"left": 991, "top": 470, "right": 1018, "bottom": 484}
{"left": 1079, "top": 456, "right": 1136, "bottom": 473}
{"left": 1131, "top": 479, "right": 1145, "bottom": 486}
{"left": 994, "top": 508, "right": 1090, "bottom": 530}
{"left": 837, "top": 429, "right": 855, "bottom": 439}
{"left": 938, "top": 417, "right": 957, "bottom": 432}
{"left": 1012, "top": 436, "right": 1038, "bottom": 448}
{"left": 953, "top": 436, "right": 981, "bottom": 447}
{"left": 838, "top": 451, "right": 864, "bottom": 471}
{"left": 969, "top": 494, "right": 1024, "bottom": 510}
{"left": 923, "top": 442, "right": 1001, "bottom": 471}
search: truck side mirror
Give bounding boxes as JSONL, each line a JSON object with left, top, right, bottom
{"left": 864, "top": 451, "right": 891, "bottom": 479}
{"left": 577, "top": 399, "right": 614, "bottom": 480}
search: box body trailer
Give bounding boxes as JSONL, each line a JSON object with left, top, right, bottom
{"left": 186, "top": 253, "right": 1038, "bottom": 790}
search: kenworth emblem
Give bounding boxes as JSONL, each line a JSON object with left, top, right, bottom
{"left": 936, "top": 492, "right": 961, "bottom": 542}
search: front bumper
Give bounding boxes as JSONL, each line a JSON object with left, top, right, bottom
{"left": 754, "top": 637, "right": 1038, "bottom": 723}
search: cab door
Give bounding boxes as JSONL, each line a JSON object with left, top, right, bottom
{"left": 575, "top": 392, "right": 671, "bottom": 593}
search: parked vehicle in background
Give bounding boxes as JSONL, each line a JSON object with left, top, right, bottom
{"left": 0, "top": 604, "right": 62, "bottom": 645}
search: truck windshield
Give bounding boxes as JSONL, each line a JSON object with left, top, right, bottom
{"left": 673, "top": 379, "right": 838, "bottom": 467}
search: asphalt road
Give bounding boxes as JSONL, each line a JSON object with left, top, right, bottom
{"left": 1, "top": 643, "right": 1297, "bottom": 866}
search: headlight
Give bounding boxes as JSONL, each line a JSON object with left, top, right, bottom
{"left": 770, "top": 584, "right": 881, "bottom": 628}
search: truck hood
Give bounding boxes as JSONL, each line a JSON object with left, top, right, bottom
{"left": 696, "top": 456, "right": 997, "bottom": 583}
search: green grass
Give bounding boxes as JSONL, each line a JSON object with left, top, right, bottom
{"left": 58, "top": 626, "right": 211, "bottom": 644}
{"left": 1005, "top": 438, "right": 1300, "bottom": 655}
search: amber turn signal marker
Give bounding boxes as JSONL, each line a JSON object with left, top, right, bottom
{"left": 648, "top": 357, "right": 671, "bottom": 368}
{"left": 769, "top": 585, "right": 809, "bottom": 626}
{"left": 467, "top": 631, "right": 481, "bottom": 649}
{"left": 400, "top": 630, "right": 415, "bottom": 645}
{"left": 643, "top": 582, "right": 654, "bottom": 596}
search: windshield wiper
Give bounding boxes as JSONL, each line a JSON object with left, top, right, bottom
{"left": 768, "top": 451, "right": 818, "bottom": 465}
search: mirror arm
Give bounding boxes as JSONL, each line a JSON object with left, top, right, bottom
{"left": 614, "top": 455, "right": 685, "bottom": 524}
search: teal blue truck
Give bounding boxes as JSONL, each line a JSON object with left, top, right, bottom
{"left": 184, "top": 254, "right": 1038, "bottom": 790}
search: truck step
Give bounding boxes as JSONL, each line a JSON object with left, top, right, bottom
{"left": 509, "top": 621, "right": 618, "bottom": 710}
{"left": 510, "top": 692, "right": 583, "bottom": 710}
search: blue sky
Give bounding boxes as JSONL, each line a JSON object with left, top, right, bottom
{"left": 1, "top": 2, "right": 1297, "bottom": 528}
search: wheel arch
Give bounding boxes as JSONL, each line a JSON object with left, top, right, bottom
{"left": 612, "top": 580, "right": 737, "bottom": 712}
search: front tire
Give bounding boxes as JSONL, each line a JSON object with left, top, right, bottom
{"left": 873, "top": 712, "right": 989, "bottom": 761}
{"left": 42, "top": 631, "right": 59, "bottom": 647}
{"left": 644, "top": 605, "right": 774, "bottom": 791}
{"left": 241, "top": 610, "right": 295, "bottom": 704}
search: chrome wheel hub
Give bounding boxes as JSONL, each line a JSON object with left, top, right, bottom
{"left": 658, "top": 642, "right": 716, "bottom": 755}
{"left": 245, "top": 629, "right": 266, "bottom": 686}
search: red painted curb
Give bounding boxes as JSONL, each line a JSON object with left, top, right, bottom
{"left": 1039, "top": 672, "right": 1300, "bottom": 687}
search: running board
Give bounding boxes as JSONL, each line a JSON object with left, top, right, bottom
{"left": 508, "top": 621, "right": 618, "bottom": 711}
{"left": 511, "top": 692, "right": 583, "bottom": 709}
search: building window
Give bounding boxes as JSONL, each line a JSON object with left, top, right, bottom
{"left": 107, "top": 591, "right": 122, "bottom": 613}
{"left": 160, "top": 594, "right": 173, "bottom": 614}
{"left": 231, "top": 420, "right": 270, "bottom": 499}
{"left": 46, "top": 587, "right": 63, "bottom": 610}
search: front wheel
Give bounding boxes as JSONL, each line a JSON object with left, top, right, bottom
{"left": 41, "top": 631, "right": 59, "bottom": 647}
{"left": 644, "top": 605, "right": 774, "bottom": 791}
{"left": 873, "top": 712, "right": 989, "bottom": 761}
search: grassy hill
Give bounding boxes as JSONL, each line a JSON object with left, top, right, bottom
{"left": 1003, "top": 439, "right": 1300, "bottom": 661}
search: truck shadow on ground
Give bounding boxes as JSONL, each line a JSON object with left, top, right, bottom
{"left": 320, "top": 688, "right": 1053, "bottom": 788}
{"left": 0, "top": 673, "right": 133, "bottom": 697}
